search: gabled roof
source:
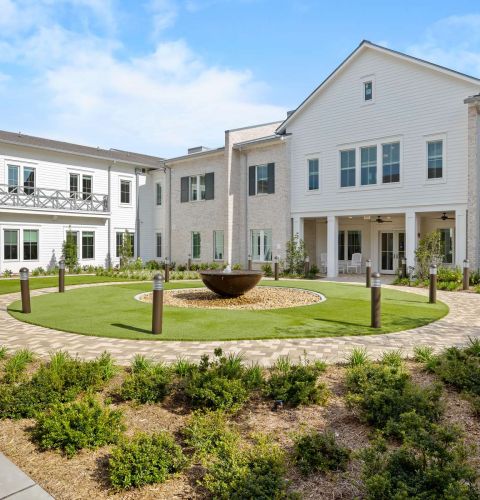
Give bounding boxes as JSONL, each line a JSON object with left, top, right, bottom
{"left": 276, "top": 40, "right": 480, "bottom": 134}
{"left": 0, "top": 130, "right": 164, "bottom": 168}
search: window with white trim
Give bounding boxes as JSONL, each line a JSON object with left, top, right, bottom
{"left": 69, "top": 173, "right": 79, "bottom": 198}
{"left": 382, "top": 142, "right": 400, "bottom": 183}
{"left": 338, "top": 230, "right": 361, "bottom": 260}
{"left": 82, "top": 175, "right": 92, "bottom": 200}
{"left": 364, "top": 81, "right": 373, "bottom": 101}
{"left": 189, "top": 175, "right": 206, "bottom": 202}
{"left": 192, "top": 231, "right": 201, "bottom": 259}
{"left": 4, "top": 229, "right": 18, "bottom": 260}
{"left": 23, "top": 167, "right": 35, "bottom": 195}
{"left": 427, "top": 140, "right": 443, "bottom": 179}
{"left": 7, "top": 165, "right": 19, "bottom": 193}
{"left": 250, "top": 229, "right": 272, "bottom": 262}
{"left": 156, "top": 233, "right": 162, "bottom": 258}
{"left": 360, "top": 146, "right": 377, "bottom": 185}
{"left": 81, "top": 231, "right": 94, "bottom": 259}
{"left": 308, "top": 159, "right": 319, "bottom": 191}
{"left": 340, "top": 149, "right": 356, "bottom": 187}
{"left": 156, "top": 183, "right": 162, "bottom": 205}
{"left": 120, "top": 180, "right": 131, "bottom": 204}
{"left": 213, "top": 230, "right": 224, "bottom": 260}
{"left": 23, "top": 229, "right": 39, "bottom": 260}
{"left": 439, "top": 228, "right": 453, "bottom": 264}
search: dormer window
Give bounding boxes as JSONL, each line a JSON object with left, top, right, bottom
{"left": 364, "top": 81, "right": 373, "bottom": 101}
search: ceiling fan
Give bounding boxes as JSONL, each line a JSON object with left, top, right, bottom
{"left": 436, "top": 212, "right": 455, "bottom": 221}
{"left": 373, "top": 215, "right": 392, "bottom": 224}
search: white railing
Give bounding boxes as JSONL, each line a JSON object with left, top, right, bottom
{"left": 0, "top": 185, "right": 109, "bottom": 213}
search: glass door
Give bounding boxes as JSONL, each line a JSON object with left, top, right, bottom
{"left": 380, "top": 231, "right": 405, "bottom": 274}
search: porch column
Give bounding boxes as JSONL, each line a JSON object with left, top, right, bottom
{"left": 327, "top": 215, "right": 338, "bottom": 277}
{"left": 292, "top": 216, "right": 304, "bottom": 241}
{"left": 405, "top": 210, "right": 417, "bottom": 270}
{"left": 455, "top": 208, "right": 467, "bottom": 266}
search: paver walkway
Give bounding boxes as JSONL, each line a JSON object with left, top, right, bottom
{"left": 0, "top": 281, "right": 478, "bottom": 366}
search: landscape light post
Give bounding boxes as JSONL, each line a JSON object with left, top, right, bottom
{"left": 19, "top": 267, "right": 31, "bottom": 314}
{"left": 59, "top": 259, "right": 65, "bottom": 293}
{"left": 370, "top": 272, "right": 381, "bottom": 328}
{"left": 429, "top": 264, "right": 437, "bottom": 304}
{"left": 401, "top": 257, "right": 407, "bottom": 279}
{"left": 152, "top": 273, "right": 164, "bottom": 335}
{"left": 248, "top": 254, "right": 252, "bottom": 271}
{"left": 365, "top": 259, "right": 371, "bottom": 288}
{"left": 187, "top": 254, "right": 191, "bottom": 272}
{"left": 274, "top": 255, "right": 279, "bottom": 281}
{"left": 463, "top": 259, "right": 470, "bottom": 291}
{"left": 164, "top": 257, "right": 170, "bottom": 283}
{"left": 304, "top": 255, "right": 310, "bottom": 278}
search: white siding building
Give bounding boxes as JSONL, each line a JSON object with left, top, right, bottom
{"left": 1, "top": 41, "right": 480, "bottom": 277}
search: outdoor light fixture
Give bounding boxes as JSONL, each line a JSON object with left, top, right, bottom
{"left": 58, "top": 259, "right": 65, "bottom": 293}
{"left": 371, "top": 273, "right": 381, "bottom": 289}
{"left": 429, "top": 264, "right": 437, "bottom": 304}
{"left": 365, "top": 259, "right": 372, "bottom": 288}
{"left": 59, "top": 260, "right": 65, "bottom": 270}
{"left": 152, "top": 273, "right": 164, "bottom": 334}
{"left": 305, "top": 256, "right": 310, "bottom": 263}
{"left": 370, "top": 272, "right": 381, "bottom": 328}
{"left": 463, "top": 259, "right": 470, "bottom": 291}
{"left": 429, "top": 264, "right": 437, "bottom": 276}
{"left": 19, "top": 268, "right": 29, "bottom": 281}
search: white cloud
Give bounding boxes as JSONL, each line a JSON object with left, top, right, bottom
{"left": 407, "top": 15, "right": 480, "bottom": 78}
{"left": 149, "top": 0, "right": 178, "bottom": 36}
{"left": 0, "top": 2, "right": 284, "bottom": 156}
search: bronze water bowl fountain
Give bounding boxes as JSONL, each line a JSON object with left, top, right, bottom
{"left": 199, "top": 267, "right": 263, "bottom": 297}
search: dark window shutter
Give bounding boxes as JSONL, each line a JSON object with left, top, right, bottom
{"left": 205, "top": 172, "right": 214, "bottom": 200}
{"left": 267, "top": 163, "right": 275, "bottom": 194}
{"left": 180, "top": 176, "right": 189, "bottom": 203}
{"left": 249, "top": 166, "right": 256, "bottom": 196}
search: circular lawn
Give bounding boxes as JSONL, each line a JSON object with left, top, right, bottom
{"left": 7, "top": 280, "right": 448, "bottom": 341}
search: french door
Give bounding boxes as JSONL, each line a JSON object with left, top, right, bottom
{"left": 380, "top": 231, "right": 405, "bottom": 274}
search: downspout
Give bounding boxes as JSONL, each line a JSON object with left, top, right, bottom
{"left": 135, "top": 168, "right": 141, "bottom": 258}
{"left": 167, "top": 165, "right": 172, "bottom": 260}
{"left": 107, "top": 163, "right": 112, "bottom": 269}
{"left": 244, "top": 148, "right": 249, "bottom": 267}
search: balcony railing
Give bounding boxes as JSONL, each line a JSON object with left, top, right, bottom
{"left": 0, "top": 185, "right": 109, "bottom": 213}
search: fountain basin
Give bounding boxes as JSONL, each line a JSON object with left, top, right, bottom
{"left": 199, "top": 270, "right": 263, "bottom": 297}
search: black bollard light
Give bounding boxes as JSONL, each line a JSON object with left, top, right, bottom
{"left": 59, "top": 259, "right": 65, "bottom": 293}
{"left": 463, "top": 259, "right": 470, "bottom": 291}
{"left": 401, "top": 257, "right": 407, "bottom": 279}
{"left": 304, "top": 255, "right": 310, "bottom": 278}
{"left": 371, "top": 272, "right": 381, "bottom": 328}
{"left": 248, "top": 254, "right": 252, "bottom": 271}
{"left": 164, "top": 257, "right": 170, "bottom": 283}
{"left": 152, "top": 273, "right": 164, "bottom": 334}
{"left": 429, "top": 264, "right": 437, "bottom": 304}
{"left": 19, "top": 267, "right": 31, "bottom": 314}
{"left": 366, "top": 259, "right": 371, "bottom": 288}
{"left": 187, "top": 254, "right": 191, "bottom": 272}
{"left": 274, "top": 255, "right": 279, "bottom": 281}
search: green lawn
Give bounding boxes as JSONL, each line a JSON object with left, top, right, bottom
{"left": 0, "top": 275, "right": 138, "bottom": 295}
{"left": 7, "top": 280, "right": 448, "bottom": 341}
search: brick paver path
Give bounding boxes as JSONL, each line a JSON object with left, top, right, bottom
{"left": 0, "top": 281, "right": 478, "bottom": 366}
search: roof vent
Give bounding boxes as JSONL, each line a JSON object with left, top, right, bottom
{"left": 188, "top": 146, "right": 210, "bottom": 154}
{"left": 286, "top": 109, "right": 296, "bottom": 118}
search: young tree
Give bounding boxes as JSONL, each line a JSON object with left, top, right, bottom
{"left": 62, "top": 228, "right": 78, "bottom": 272}
{"left": 119, "top": 230, "right": 134, "bottom": 269}
{"left": 285, "top": 233, "right": 307, "bottom": 275}
{"left": 415, "top": 231, "right": 443, "bottom": 279}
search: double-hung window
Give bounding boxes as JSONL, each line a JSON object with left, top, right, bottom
{"left": 427, "top": 140, "right": 443, "bottom": 179}
{"left": 308, "top": 159, "right": 319, "bottom": 191}
{"left": 23, "top": 229, "right": 39, "bottom": 260}
{"left": 340, "top": 150, "right": 355, "bottom": 187}
{"left": 156, "top": 183, "right": 162, "bottom": 205}
{"left": 213, "top": 230, "right": 224, "bottom": 260}
{"left": 7, "top": 165, "right": 19, "bottom": 193}
{"left": 249, "top": 164, "right": 275, "bottom": 195}
{"left": 120, "top": 180, "right": 131, "bottom": 204}
{"left": 82, "top": 175, "right": 92, "bottom": 200}
{"left": 181, "top": 173, "right": 214, "bottom": 202}
{"left": 256, "top": 165, "right": 269, "bottom": 194}
{"left": 115, "top": 232, "right": 123, "bottom": 258}
{"left": 69, "top": 173, "right": 80, "bottom": 198}
{"left": 192, "top": 232, "right": 201, "bottom": 259}
{"left": 4, "top": 229, "right": 18, "bottom": 260}
{"left": 189, "top": 175, "right": 206, "bottom": 201}
{"left": 81, "top": 231, "right": 94, "bottom": 259}
{"left": 23, "top": 167, "right": 35, "bottom": 195}
{"left": 382, "top": 142, "right": 400, "bottom": 183}
{"left": 156, "top": 233, "right": 162, "bottom": 258}
{"left": 251, "top": 229, "right": 272, "bottom": 262}
{"left": 360, "top": 146, "right": 377, "bottom": 185}
{"left": 338, "top": 230, "right": 361, "bottom": 260}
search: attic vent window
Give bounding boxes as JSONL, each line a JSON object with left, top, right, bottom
{"left": 364, "top": 81, "right": 373, "bottom": 101}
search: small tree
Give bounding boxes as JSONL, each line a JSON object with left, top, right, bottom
{"left": 62, "top": 228, "right": 78, "bottom": 273}
{"left": 285, "top": 234, "right": 307, "bottom": 275}
{"left": 119, "top": 230, "right": 134, "bottom": 269}
{"left": 415, "top": 231, "right": 443, "bottom": 279}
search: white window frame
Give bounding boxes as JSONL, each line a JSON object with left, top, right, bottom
{"left": 250, "top": 229, "right": 272, "bottom": 262}
{"left": 156, "top": 232, "right": 162, "bottom": 258}
{"left": 306, "top": 157, "right": 320, "bottom": 192}
{"left": 213, "top": 230, "right": 224, "bottom": 261}
{"left": 360, "top": 74, "right": 375, "bottom": 105}
{"left": 189, "top": 175, "right": 206, "bottom": 202}
{"left": 156, "top": 182, "right": 162, "bottom": 206}
{"left": 191, "top": 231, "right": 201, "bottom": 260}
{"left": 23, "top": 228, "right": 39, "bottom": 262}
{"left": 3, "top": 229, "right": 19, "bottom": 261}
{"left": 360, "top": 145, "right": 377, "bottom": 186}
{"left": 81, "top": 231, "right": 95, "bottom": 260}
{"left": 119, "top": 178, "right": 132, "bottom": 206}
{"left": 424, "top": 133, "right": 447, "bottom": 184}
{"left": 6, "top": 162, "right": 37, "bottom": 194}
{"left": 255, "top": 164, "right": 269, "bottom": 195}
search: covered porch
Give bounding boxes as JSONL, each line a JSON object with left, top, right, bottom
{"left": 294, "top": 208, "right": 466, "bottom": 278}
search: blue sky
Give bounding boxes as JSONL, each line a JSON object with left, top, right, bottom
{"left": 0, "top": 0, "right": 479, "bottom": 157}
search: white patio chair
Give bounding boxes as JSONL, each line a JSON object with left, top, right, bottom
{"left": 346, "top": 253, "right": 362, "bottom": 273}
{"left": 319, "top": 252, "right": 327, "bottom": 273}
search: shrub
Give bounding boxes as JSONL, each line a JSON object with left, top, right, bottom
{"left": 285, "top": 233, "right": 307, "bottom": 275}
{"left": 293, "top": 430, "right": 350, "bottom": 475}
{"left": 183, "top": 350, "right": 260, "bottom": 412}
{"left": 109, "top": 432, "right": 187, "bottom": 490}
{"left": 3, "top": 349, "right": 34, "bottom": 384}
{"left": 413, "top": 345, "right": 435, "bottom": 364}
{"left": 361, "top": 420, "right": 479, "bottom": 500}
{"left": 0, "top": 346, "right": 7, "bottom": 359}
{"left": 203, "top": 434, "right": 297, "bottom": 500}
{"left": 118, "top": 358, "right": 172, "bottom": 404}
{"left": 2, "top": 269, "right": 12, "bottom": 278}
{"left": 63, "top": 227, "right": 78, "bottom": 272}
{"left": 346, "top": 359, "right": 443, "bottom": 438}
{"left": 232, "top": 263, "right": 242, "bottom": 271}
{"left": 261, "top": 263, "right": 273, "bottom": 277}
{"left": 145, "top": 260, "right": 161, "bottom": 270}
{"left": 182, "top": 410, "right": 239, "bottom": 459}
{"left": 346, "top": 347, "right": 369, "bottom": 367}
{"left": 31, "top": 267, "right": 46, "bottom": 277}
{"left": 415, "top": 231, "right": 443, "bottom": 280}
{"left": 470, "top": 269, "right": 480, "bottom": 286}
{"left": 264, "top": 356, "right": 328, "bottom": 407}
{"left": 31, "top": 396, "right": 124, "bottom": 457}
{"left": 0, "top": 352, "right": 116, "bottom": 419}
